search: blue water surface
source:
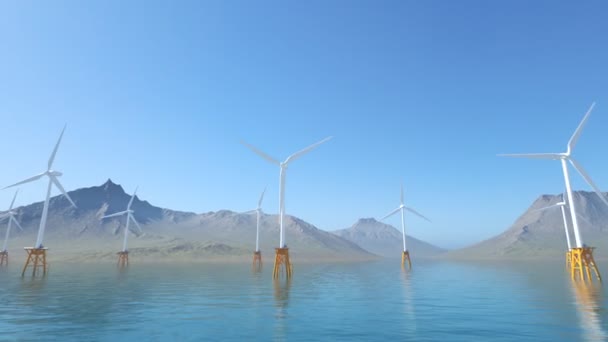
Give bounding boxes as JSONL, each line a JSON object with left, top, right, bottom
{"left": 0, "top": 259, "right": 606, "bottom": 341}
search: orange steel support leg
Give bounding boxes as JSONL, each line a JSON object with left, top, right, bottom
{"left": 402, "top": 251, "right": 412, "bottom": 269}
{"left": 117, "top": 251, "right": 129, "bottom": 268}
{"left": 252, "top": 251, "right": 262, "bottom": 272}
{"left": 0, "top": 251, "right": 7, "bottom": 266}
{"left": 570, "top": 247, "right": 601, "bottom": 283}
{"left": 22, "top": 248, "right": 47, "bottom": 277}
{"left": 273, "top": 248, "right": 292, "bottom": 279}
{"left": 566, "top": 250, "right": 572, "bottom": 269}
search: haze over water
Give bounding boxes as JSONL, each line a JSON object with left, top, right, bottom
{"left": 0, "top": 260, "right": 606, "bottom": 341}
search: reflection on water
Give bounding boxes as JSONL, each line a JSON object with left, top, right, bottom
{"left": 570, "top": 280, "right": 607, "bottom": 341}
{"left": 273, "top": 277, "right": 291, "bottom": 341}
{"left": 400, "top": 269, "right": 417, "bottom": 335}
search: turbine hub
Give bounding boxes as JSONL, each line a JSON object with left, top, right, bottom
{"left": 48, "top": 170, "right": 63, "bottom": 177}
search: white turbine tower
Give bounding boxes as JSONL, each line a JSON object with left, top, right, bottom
{"left": 500, "top": 103, "right": 606, "bottom": 281}
{"left": 241, "top": 136, "right": 332, "bottom": 248}
{"left": 102, "top": 187, "right": 143, "bottom": 254}
{"left": 0, "top": 191, "right": 24, "bottom": 264}
{"left": 381, "top": 184, "right": 431, "bottom": 254}
{"left": 4, "top": 125, "right": 76, "bottom": 249}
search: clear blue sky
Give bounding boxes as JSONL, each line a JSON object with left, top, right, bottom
{"left": 1, "top": 1, "right": 607, "bottom": 249}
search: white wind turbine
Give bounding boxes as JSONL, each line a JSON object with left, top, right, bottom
{"left": 381, "top": 184, "right": 431, "bottom": 253}
{"left": 500, "top": 103, "right": 608, "bottom": 249}
{"left": 241, "top": 137, "right": 332, "bottom": 248}
{"left": 248, "top": 187, "right": 266, "bottom": 253}
{"left": 102, "top": 187, "right": 143, "bottom": 253}
{"left": 1, "top": 190, "right": 24, "bottom": 253}
{"left": 4, "top": 125, "right": 76, "bottom": 249}
{"left": 534, "top": 193, "right": 592, "bottom": 252}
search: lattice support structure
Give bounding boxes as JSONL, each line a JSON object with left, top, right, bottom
{"left": 0, "top": 251, "right": 7, "bottom": 266}
{"left": 566, "top": 250, "right": 571, "bottom": 269}
{"left": 273, "top": 247, "right": 292, "bottom": 279}
{"left": 252, "top": 251, "right": 262, "bottom": 272}
{"left": 570, "top": 247, "right": 602, "bottom": 282}
{"left": 22, "top": 248, "right": 48, "bottom": 277}
{"left": 402, "top": 250, "right": 412, "bottom": 269}
{"left": 117, "top": 251, "right": 129, "bottom": 268}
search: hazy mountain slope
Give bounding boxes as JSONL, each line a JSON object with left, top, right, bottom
{"left": 332, "top": 218, "right": 446, "bottom": 258}
{"left": 0, "top": 180, "right": 375, "bottom": 262}
{"left": 447, "top": 191, "right": 608, "bottom": 259}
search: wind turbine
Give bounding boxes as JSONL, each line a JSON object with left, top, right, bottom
{"left": 381, "top": 184, "right": 430, "bottom": 269}
{"left": 249, "top": 187, "right": 266, "bottom": 271}
{"left": 3, "top": 125, "right": 76, "bottom": 276}
{"left": 101, "top": 187, "right": 143, "bottom": 267}
{"left": 0, "top": 190, "right": 24, "bottom": 266}
{"left": 500, "top": 103, "right": 605, "bottom": 281}
{"left": 241, "top": 136, "right": 332, "bottom": 279}
{"left": 535, "top": 193, "right": 593, "bottom": 267}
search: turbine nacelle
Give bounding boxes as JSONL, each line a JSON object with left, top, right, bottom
{"left": 47, "top": 170, "right": 63, "bottom": 177}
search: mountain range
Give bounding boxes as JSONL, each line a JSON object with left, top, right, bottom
{"left": 0, "top": 180, "right": 380, "bottom": 262}
{"left": 3, "top": 180, "right": 608, "bottom": 262}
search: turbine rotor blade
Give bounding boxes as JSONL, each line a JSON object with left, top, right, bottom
{"left": 50, "top": 176, "right": 77, "bottom": 208}
{"left": 3, "top": 173, "right": 46, "bottom": 189}
{"left": 258, "top": 187, "right": 266, "bottom": 208}
{"left": 130, "top": 215, "right": 143, "bottom": 233}
{"left": 128, "top": 186, "right": 138, "bottom": 210}
{"left": 569, "top": 158, "right": 608, "bottom": 208}
{"left": 380, "top": 207, "right": 401, "bottom": 221}
{"left": 102, "top": 211, "right": 129, "bottom": 219}
{"left": 284, "top": 136, "right": 333, "bottom": 164}
{"left": 9, "top": 190, "right": 19, "bottom": 210}
{"left": 576, "top": 212, "right": 592, "bottom": 226}
{"left": 533, "top": 203, "right": 563, "bottom": 213}
{"left": 404, "top": 207, "right": 431, "bottom": 223}
{"left": 497, "top": 153, "right": 561, "bottom": 160}
{"left": 11, "top": 217, "right": 24, "bottom": 231}
{"left": 400, "top": 183, "right": 404, "bottom": 205}
{"left": 240, "top": 141, "right": 280, "bottom": 165}
{"left": 568, "top": 102, "right": 595, "bottom": 153}
{"left": 48, "top": 124, "right": 67, "bottom": 170}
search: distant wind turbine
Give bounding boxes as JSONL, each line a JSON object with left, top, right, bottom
{"left": 251, "top": 187, "right": 266, "bottom": 253}
{"left": 102, "top": 187, "right": 143, "bottom": 267}
{"left": 534, "top": 193, "right": 592, "bottom": 262}
{"left": 381, "top": 184, "right": 430, "bottom": 268}
{"left": 0, "top": 190, "right": 24, "bottom": 266}
{"left": 247, "top": 187, "right": 266, "bottom": 271}
{"left": 4, "top": 125, "right": 76, "bottom": 249}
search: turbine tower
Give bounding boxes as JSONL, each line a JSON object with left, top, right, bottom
{"left": 381, "top": 184, "right": 430, "bottom": 269}
{"left": 249, "top": 187, "right": 266, "bottom": 272}
{"left": 241, "top": 136, "right": 332, "bottom": 279}
{"left": 0, "top": 190, "right": 24, "bottom": 266}
{"left": 101, "top": 187, "right": 143, "bottom": 268}
{"left": 4, "top": 125, "right": 76, "bottom": 277}
{"left": 500, "top": 103, "right": 605, "bottom": 282}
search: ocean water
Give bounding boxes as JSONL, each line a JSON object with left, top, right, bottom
{"left": 0, "top": 258, "right": 606, "bottom": 341}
